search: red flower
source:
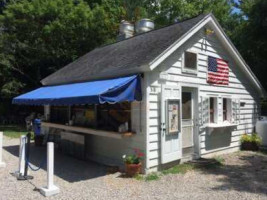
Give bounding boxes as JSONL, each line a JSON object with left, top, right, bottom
{"left": 138, "top": 152, "right": 145, "bottom": 157}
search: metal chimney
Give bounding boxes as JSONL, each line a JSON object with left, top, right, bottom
{"left": 117, "top": 20, "right": 134, "bottom": 41}
{"left": 135, "top": 19, "right": 155, "bottom": 34}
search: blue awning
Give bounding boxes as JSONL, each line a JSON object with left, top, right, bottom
{"left": 13, "top": 75, "right": 142, "bottom": 105}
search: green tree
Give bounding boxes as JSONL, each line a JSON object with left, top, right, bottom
{"left": 144, "top": 0, "right": 235, "bottom": 28}
{"left": 0, "top": 0, "right": 124, "bottom": 96}
{"left": 232, "top": 0, "right": 267, "bottom": 89}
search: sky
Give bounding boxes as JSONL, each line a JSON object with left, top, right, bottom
{"left": 232, "top": 0, "right": 241, "bottom": 14}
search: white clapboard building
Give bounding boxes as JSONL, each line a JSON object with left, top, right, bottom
{"left": 13, "top": 13, "right": 265, "bottom": 173}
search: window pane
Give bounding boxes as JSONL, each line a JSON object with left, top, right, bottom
{"left": 210, "top": 97, "right": 214, "bottom": 123}
{"left": 97, "top": 102, "right": 131, "bottom": 132}
{"left": 72, "top": 105, "right": 95, "bottom": 127}
{"left": 223, "top": 98, "right": 227, "bottom": 121}
{"left": 51, "top": 106, "right": 69, "bottom": 124}
{"left": 182, "top": 92, "right": 191, "bottom": 119}
{"left": 185, "top": 52, "right": 197, "bottom": 70}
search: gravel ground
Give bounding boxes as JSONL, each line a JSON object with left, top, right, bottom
{"left": 1, "top": 136, "right": 267, "bottom": 200}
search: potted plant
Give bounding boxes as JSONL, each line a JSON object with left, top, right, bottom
{"left": 241, "top": 133, "right": 262, "bottom": 151}
{"left": 122, "top": 149, "right": 144, "bottom": 177}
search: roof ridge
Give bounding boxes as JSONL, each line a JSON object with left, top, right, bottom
{"left": 97, "top": 13, "right": 210, "bottom": 49}
{"left": 41, "top": 12, "right": 211, "bottom": 85}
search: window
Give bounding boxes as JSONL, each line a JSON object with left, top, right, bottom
{"left": 222, "top": 98, "right": 231, "bottom": 122}
{"left": 209, "top": 97, "right": 218, "bottom": 123}
{"left": 223, "top": 98, "right": 227, "bottom": 121}
{"left": 210, "top": 97, "right": 215, "bottom": 123}
{"left": 71, "top": 105, "right": 96, "bottom": 127}
{"left": 183, "top": 51, "right": 198, "bottom": 72}
{"left": 97, "top": 102, "right": 131, "bottom": 132}
{"left": 50, "top": 106, "right": 69, "bottom": 124}
{"left": 182, "top": 92, "right": 192, "bottom": 119}
{"left": 201, "top": 96, "right": 240, "bottom": 126}
{"left": 50, "top": 103, "right": 132, "bottom": 132}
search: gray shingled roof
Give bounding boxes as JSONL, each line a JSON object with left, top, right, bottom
{"left": 42, "top": 14, "right": 209, "bottom": 86}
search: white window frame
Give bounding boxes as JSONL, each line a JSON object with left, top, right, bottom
{"left": 222, "top": 97, "right": 232, "bottom": 123}
{"left": 209, "top": 96, "right": 218, "bottom": 124}
{"left": 199, "top": 94, "right": 218, "bottom": 126}
{"left": 200, "top": 93, "right": 241, "bottom": 126}
{"left": 182, "top": 50, "right": 199, "bottom": 75}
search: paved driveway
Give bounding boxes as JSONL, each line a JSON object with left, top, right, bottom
{"left": 1, "top": 137, "right": 267, "bottom": 200}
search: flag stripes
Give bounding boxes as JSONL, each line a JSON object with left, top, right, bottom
{"left": 207, "top": 56, "right": 229, "bottom": 85}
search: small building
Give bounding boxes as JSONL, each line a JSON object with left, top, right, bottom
{"left": 13, "top": 13, "right": 265, "bottom": 173}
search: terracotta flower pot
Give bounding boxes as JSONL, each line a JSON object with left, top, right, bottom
{"left": 125, "top": 163, "right": 142, "bottom": 177}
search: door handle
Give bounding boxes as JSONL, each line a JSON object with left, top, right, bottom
{"left": 161, "top": 123, "right": 166, "bottom": 136}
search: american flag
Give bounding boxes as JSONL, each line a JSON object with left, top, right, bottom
{"left": 207, "top": 56, "right": 229, "bottom": 85}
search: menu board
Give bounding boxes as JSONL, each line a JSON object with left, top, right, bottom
{"left": 85, "top": 109, "right": 95, "bottom": 121}
{"left": 167, "top": 100, "right": 180, "bottom": 135}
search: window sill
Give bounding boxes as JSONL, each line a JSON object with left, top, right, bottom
{"left": 182, "top": 68, "right": 198, "bottom": 75}
{"left": 41, "top": 122, "right": 135, "bottom": 139}
{"left": 205, "top": 123, "right": 238, "bottom": 128}
{"left": 203, "top": 122, "right": 238, "bottom": 135}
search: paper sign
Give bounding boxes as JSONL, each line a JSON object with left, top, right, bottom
{"left": 168, "top": 101, "right": 179, "bottom": 134}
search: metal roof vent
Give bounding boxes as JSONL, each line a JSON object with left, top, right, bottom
{"left": 117, "top": 20, "right": 134, "bottom": 41}
{"left": 136, "top": 19, "right": 155, "bottom": 34}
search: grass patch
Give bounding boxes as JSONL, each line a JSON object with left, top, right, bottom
{"left": 214, "top": 156, "right": 225, "bottom": 165}
{"left": 145, "top": 172, "right": 160, "bottom": 181}
{"left": 162, "top": 163, "right": 195, "bottom": 175}
{"left": 134, "top": 174, "right": 145, "bottom": 181}
{"left": 0, "top": 125, "right": 28, "bottom": 138}
{"left": 196, "top": 157, "right": 225, "bottom": 170}
{"left": 135, "top": 158, "right": 226, "bottom": 182}
{"left": 135, "top": 172, "right": 160, "bottom": 181}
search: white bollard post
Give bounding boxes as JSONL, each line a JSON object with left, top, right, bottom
{"left": 0, "top": 132, "right": 6, "bottom": 168}
{"left": 18, "top": 135, "right": 27, "bottom": 175}
{"left": 40, "top": 142, "right": 59, "bottom": 197}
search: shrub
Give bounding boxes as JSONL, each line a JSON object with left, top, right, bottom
{"left": 240, "top": 133, "right": 262, "bottom": 151}
{"left": 241, "top": 133, "right": 261, "bottom": 145}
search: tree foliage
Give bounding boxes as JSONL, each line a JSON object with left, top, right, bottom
{"left": 0, "top": 0, "right": 125, "bottom": 96}
{"left": 232, "top": 0, "right": 267, "bottom": 89}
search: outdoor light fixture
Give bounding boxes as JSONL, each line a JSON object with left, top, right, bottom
{"left": 205, "top": 28, "right": 214, "bottom": 36}
{"left": 240, "top": 102, "right": 246, "bottom": 107}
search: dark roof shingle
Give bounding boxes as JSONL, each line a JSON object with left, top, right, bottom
{"left": 42, "top": 14, "right": 209, "bottom": 86}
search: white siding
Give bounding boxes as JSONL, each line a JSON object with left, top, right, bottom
{"left": 146, "top": 27, "right": 260, "bottom": 171}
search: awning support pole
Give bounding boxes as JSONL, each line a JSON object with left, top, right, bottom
{"left": 40, "top": 142, "right": 59, "bottom": 197}
{"left": 0, "top": 132, "right": 6, "bottom": 168}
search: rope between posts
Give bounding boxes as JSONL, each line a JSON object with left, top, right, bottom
{"left": 22, "top": 135, "right": 47, "bottom": 172}
{"left": 26, "top": 156, "right": 46, "bottom": 171}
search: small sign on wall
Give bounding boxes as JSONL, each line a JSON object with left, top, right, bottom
{"left": 166, "top": 99, "right": 180, "bottom": 135}
{"left": 85, "top": 109, "right": 95, "bottom": 121}
{"left": 159, "top": 72, "right": 169, "bottom": 80}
